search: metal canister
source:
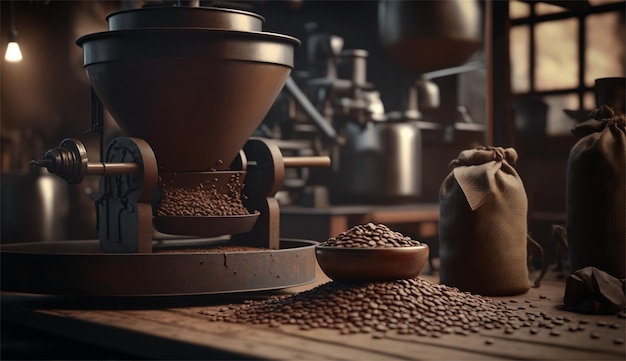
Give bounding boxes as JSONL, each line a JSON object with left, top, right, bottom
{"left": 1, "top": 169, "right": 69, "bottom": 243}
{"left": 330, "top": 119, "right": 422, "bottom": 204}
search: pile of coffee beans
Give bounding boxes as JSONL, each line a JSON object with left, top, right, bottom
{"left": 157, "top": 175, "right": 248, "bottom": 217}
{"left": 319, "top": 223, "right": 422, "bottom": 248}
{"left": 202, "top": 277, "right": 531, "bottom": 338}
{"left": 200, "top": 223, "right": 625, "bottom": 344}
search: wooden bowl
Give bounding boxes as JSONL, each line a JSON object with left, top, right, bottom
{"left": 315, "top": 244, "right": 429, "bottom": 282}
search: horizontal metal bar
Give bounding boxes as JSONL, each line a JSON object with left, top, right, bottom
{"left": 86, "top": 162, "right": 139, "bottom": 175}
{"left": 283, "top": 156, "right": 331, "bottom": 168}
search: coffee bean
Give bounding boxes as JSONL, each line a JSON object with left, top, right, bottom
{"left": 157, "top": 175, "right": 248, "bottom": 217}
{"left": 319, "top": 223, "right": 423, "bottom": 248}
{"left": 199, "top": 224, "right": 572, "bottom": 340}
{"left": 201, "top": 277, "right": 542, "bottom": 340}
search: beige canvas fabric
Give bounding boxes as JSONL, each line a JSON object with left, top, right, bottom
{"left": 566, "top": 105, "right": 626, "bottom": 279}
{"left": 439, "top": 146, "right": 530, "bottom": 296}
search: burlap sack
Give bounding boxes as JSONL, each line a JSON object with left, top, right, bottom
{"left": 566, "top": 105, "right": 626, "bottom": 278}
{"left": 439, "top": 146, "right": 530, "bottom": 296}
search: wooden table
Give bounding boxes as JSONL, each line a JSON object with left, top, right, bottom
{"left": 280, "top": 204, "right": 440, "bottom": 242}
{"left": 2, "top": 264, "right": 624, "bottom": 360}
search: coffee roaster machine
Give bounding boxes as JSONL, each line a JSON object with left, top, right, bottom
{"left": 259, "top": 0, "right": 484, "bottom": 207}
{"left": 1, "top": 3, "right": 331, "bottom": 296}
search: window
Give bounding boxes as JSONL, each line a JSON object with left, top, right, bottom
{"left": 509, "top": 0, "right": 625, "bottom": 136}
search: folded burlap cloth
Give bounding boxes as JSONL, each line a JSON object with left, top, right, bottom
{"left": 564, "top": 266, "right": 626, "bottom": 315}
{"left": 439, "top": 146, "right": 530, "bottom": 296}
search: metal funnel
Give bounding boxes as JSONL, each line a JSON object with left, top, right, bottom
{"left": 76, "top": 7, "right": 299, "bottom": 172}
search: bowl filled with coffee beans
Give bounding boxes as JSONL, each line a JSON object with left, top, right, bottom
{"left": 315, "top": 223, "right": 429, "bottom": 282}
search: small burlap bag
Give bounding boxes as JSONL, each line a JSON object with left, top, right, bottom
{"left": 566, "top": 105, "right": 626, "bottom": 278}
{"left": 439, "top": 146, "right": 530, "bottom": 296}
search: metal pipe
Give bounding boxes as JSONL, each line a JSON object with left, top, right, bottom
{"left": 283, "top": 156, "right": 331, "bottom": 168}
{"left": 284, "top": 76, "right": 338, "bottom": 142}
{"left": 86, "top": 162, "right": 140, "bottom": 175}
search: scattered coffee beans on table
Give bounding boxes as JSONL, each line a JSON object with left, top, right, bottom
{"left": 202, "top": 277, "right": 529, "bottom": 338}
{"left": 200, "top": 223, "right": 625, "bottom": 345}
{"left": 319, "top": 223, "right": 423, "bottom": 248}
{"left": 201, "top": 278, "right": 625, "bottom": 343}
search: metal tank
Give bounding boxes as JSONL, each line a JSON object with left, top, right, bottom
{"left": 330, "top": 119, "right": 422, "bottom": 204}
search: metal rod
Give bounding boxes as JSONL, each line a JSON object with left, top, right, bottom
{"left": 87, "top": 162, "right": 139, "bottom": 175}
{"left": 284, "top": 76, "right": 338, "bottom": 142}
{"left": 9, "top": 1, "right": 16, "bottom": 33}
{"left": 422, "top": 61, "right": 485, "bottom": 81}
{"left": 283, "top": 156, "right": 331, "bottom": 168}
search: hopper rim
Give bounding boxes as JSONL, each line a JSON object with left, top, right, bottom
{"left": 76, "top": 28, "right": 301, "bottom": 48}
{"left": 105, "top": 5, "right": 266, "bottom": 24}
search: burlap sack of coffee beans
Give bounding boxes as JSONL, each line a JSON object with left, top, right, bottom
{"left": 566, "top": 105, "right": 626, "bottom": 279}
{"left": 439, "top": 146, "right": 530, "bottom": 296}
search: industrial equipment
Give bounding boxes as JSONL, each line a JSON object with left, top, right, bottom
{"left": 261, "top": 0, "right": 483, "bottom": 207}
{"left": 1, "top": 3, "right": 330, "bottom": 296}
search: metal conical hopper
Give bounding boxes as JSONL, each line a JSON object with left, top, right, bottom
{"left": 76, "top": 6, "right": 299, "bottom": 172}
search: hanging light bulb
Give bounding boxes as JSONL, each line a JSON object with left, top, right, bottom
{"left": 5, "top": 30, "right": 22, "bottom": 62}
{"left": 5, "top": 1, "right": 22, "bottom": 62}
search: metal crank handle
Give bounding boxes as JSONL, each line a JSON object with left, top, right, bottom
{"left": 31, "top": 138, "right": 139, "bottom": 184}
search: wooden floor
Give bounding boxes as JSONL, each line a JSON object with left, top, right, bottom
{"left": 2, "top": 264, "right": 625, "bottom": 360}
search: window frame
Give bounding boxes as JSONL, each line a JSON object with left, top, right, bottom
{"left": 510, "top": 1, "right": 625, "bottom": 110}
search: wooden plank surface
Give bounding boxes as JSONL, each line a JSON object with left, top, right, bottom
{"left": 2, "top": 269, "right": 625, "bottom": 360}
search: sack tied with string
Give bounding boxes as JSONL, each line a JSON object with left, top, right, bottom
{"left": 566, "top": 105, "right": 626, "bottom": 279}
{"left": 439, "top": 146, "right": 530, "bottom": 296}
